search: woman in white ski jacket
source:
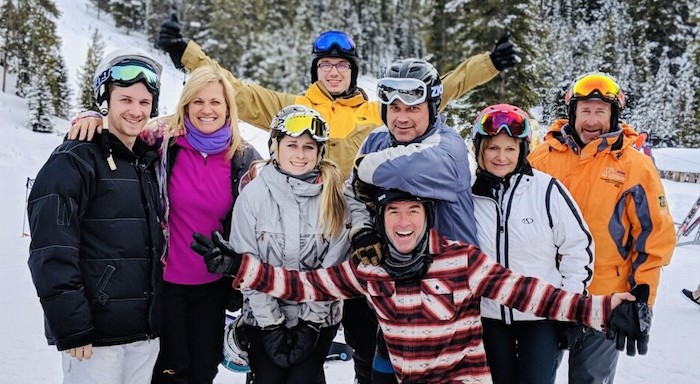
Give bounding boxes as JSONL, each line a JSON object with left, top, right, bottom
{"left": 228, "top": 105, "right": 350, "bottom": 384}
{"left": 470, "top": 104, "right": 594, "bottom": 384}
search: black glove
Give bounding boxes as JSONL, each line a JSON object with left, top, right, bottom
{"left": 606, "top": 284, "right": 652, "bottom": 356}
{"left": 261, "top": 324, "right": 291, "bottom": 368}
{"left": 490, "top": 31, "right": 518, "bottom": 71}
{"left": 190, "top": 231, "right": 241, "bottom": 276}
{"left": 351, "top": 228, "right": 384, "bottom": 266}
{"left": 287, "top": 320, "right": 322, "bottom": 365}
{"left": 158, "top": 13, "right": 188, "bottom": 68}
{"left": 352, "top": 155, "right": 379, "bottom": 213}
{"left": 557, "top": 322, "right": 587, "bottom": 351}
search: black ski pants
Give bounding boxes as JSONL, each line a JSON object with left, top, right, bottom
{"left": 245, "top": 323, "right": 340, "bottom": 384}
{"left": 151, "top": 278, "right": 230, "bottom": 384}
{"left": 341, "top": 297, "right": 379, "bottom": 384}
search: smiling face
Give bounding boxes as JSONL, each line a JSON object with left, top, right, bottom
{"left": 316, "top": 57, "right": 352, "bottom": 95}
{"left": 107, "top": 82, "right": 153, "bottom": 149}
{"left": 383, "top": 200, "right": 427, "bottom": 254}
{"left": 276, "top": 134, "right": 319, "bottom": 175}
{"left": 186, "top": 81, "right": 227, "bottom": 134}
{"left": 479, "top": 132, "right": 521, "bottom": 178}
{"left": 386, "top": 100, "right": 430, "bottom": 143}
{"left": 574, "top": 98, "right": 612, "bottom": 144}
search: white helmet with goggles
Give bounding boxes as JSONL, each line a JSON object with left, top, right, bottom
{"left": 377, "top": 59, "right": 443, "bottom": 129}
{"left": 222, "top": 314, "right": 251, "bottom": 373}
{"left": 93, "top": 48, "right": 163, "bottom": 118}
{"left": 269, "top": 105, "right": 330, "bottom": 159}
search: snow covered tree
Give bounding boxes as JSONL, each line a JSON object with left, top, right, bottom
{"left": 77, "top": 28, "right": 105, "bottom": 112}
{"left": 45, "top": 49, "right": 71, "bottom": 118}
{"left": 145, "top": 0, "right": 172, "bottom": 44}
{"left": 424, "top": 0, "right": 542, "bottom": 135}
{"left": 26, "top": 70, "right": 54, "bottom": 133}
{"left": 0, "top": 0, "right": 24, "bottom": 93}
{"left": 110, "top": 0, "right": 146, "bottom": 33}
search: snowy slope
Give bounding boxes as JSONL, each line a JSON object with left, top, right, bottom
{"left": 1, "top": 0, "right": 699, "bottom": 383}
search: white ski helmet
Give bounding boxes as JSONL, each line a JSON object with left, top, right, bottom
{"left": 222, "top": 315, "right": 251, "bottom": 373}
{"left": 92, "top": 48, "right": 163, "bottom": 118}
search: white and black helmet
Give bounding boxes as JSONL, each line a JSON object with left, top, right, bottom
{"left": 92, "top": 48, "right": 163, "bottom": 117}
{"left": 380, "top": 58, "right": 443, "bottom": 127}
{"left": 222, "top": 315, "right": 251, "bottom": 373}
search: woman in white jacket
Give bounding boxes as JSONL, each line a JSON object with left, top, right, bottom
{"left": 471, "top": 104, "right": 594, "bottom": 384}
{"left": 228, "top": 105, "right": 350, "bottom": 384}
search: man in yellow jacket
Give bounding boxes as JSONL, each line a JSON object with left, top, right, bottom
{"left": 158, "top": 19, "right": 517, "bottom": 384}
{"left": 528, "top": 72, "right": 675, "bottom": 384}
{"left": 158, "top": 19, "right": 515, "bottom": 180}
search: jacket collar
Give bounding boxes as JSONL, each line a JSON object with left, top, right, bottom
{"left": 544, "top": 119, "right": 638, "bottom": 157}
{"left": 259, "top": 163, "right": 323, "bottom": 200}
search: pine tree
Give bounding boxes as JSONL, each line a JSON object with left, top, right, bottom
{"left": 77, "top": 28, "right": 105, "bottom": 112}
{"left": 110, "top": 0, "right": 146, "bottom": 33}
{"left": 145, "top": 0, "right": 171, "bottom": 44}
{"left": 0, "top": 0, "right": 22, "bottom": 93}
{"left": 46, "top": 50, "right": 71, "bottom": 118}
{"left": 424, "top": 0, "right": 542, "bottom": 135}
{"left": 26, "top": 70, "right": 54, "bottom": 133}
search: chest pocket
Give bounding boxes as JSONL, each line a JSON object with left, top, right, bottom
{"left": 367, "top": 280, "right": 396, "bottom": 321}
{"left": 420, "top": 278, "right": 456, "bottom": 321}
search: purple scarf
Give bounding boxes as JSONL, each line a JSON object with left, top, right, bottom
{"left": 184, "top": 116, "right": 232, "bottom": 155}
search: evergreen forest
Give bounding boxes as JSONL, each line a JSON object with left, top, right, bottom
{"left": 1, "top": 0, "right": 699, "bottom": 146}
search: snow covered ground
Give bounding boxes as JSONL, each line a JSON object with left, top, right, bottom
{"left": 1, "top": 0, "right": 699, "bottom": 382}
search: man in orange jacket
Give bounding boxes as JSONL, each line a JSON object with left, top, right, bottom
{"left": 529, "top": 72, "right": 676, "bottom": 384}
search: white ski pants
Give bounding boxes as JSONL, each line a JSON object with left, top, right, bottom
{"left": 61, "top": 338, "right": 160, "bottom": 384}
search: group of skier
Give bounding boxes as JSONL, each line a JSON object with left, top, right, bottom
{"left": 27, "top": 14, "right": 676, "bottom": 384}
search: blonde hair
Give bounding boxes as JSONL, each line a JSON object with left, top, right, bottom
{"left": 317, "top": 158, "right": 347, "bottom": 237}
{"left": 255, "top": 141, "right": 347, "bottom": 238}
{"left": 475, "top": 134, "right": 522, "bottom": 172}
{"left": 169, "top": 66, "right": 242, "bottom": 160}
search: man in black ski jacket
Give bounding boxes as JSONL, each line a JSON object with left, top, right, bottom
{"left": 27, "top": 48, "right": 166, "bottom": 384}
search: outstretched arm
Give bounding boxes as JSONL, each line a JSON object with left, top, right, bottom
{"left": 191, "top": 231, "right": 367, "bottom": 302}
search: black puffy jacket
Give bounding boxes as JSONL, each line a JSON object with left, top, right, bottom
{"left": 28, "top": 133, "right": 165, "bottom": 350}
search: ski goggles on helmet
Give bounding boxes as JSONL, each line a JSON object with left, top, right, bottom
{"left": 313, "top": 31, "right": 356, "bottom": 55}
{"left": 376, "top": 78, "right": 428, "bottom": 106}
{"left": 474, "top": 109, "right": 531, "bottom": 139}
{"left": 108, "top": 60, "right": 160, "bottom": 92}
{"left": 274, "top": 113, "right": 329, "bottom": 142}
{"left": 570, "top": 73, "right": 622, "bottom": 104}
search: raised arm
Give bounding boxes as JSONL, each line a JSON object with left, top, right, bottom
{"left": 158, "top": 15, "right": 296, "bottom": 130}
{"left": 439, "top": 32, "right": 518, "bottom": 109}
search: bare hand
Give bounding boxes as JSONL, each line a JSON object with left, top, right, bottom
{"left": 611, "top": 292, "right": 636, "bottom": 310}
{"left": 68, "top": 118, "right": 103, "bottom": 141}
{"left": 66, "top": 344, "right": 93, "bottom": 361}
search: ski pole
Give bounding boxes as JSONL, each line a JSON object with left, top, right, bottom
{"left": 22, "top": 177, "right": 34, "bottom": 237}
